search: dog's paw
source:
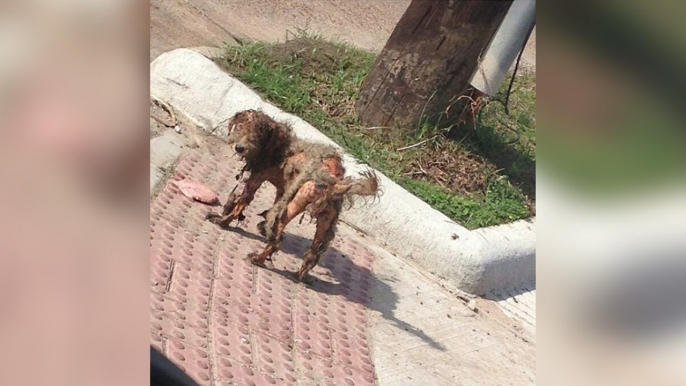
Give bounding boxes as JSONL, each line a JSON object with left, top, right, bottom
{"left": 295, "top": 271, "right": 314, "bottom": 284}
{"left": 246, "top": 252, "right": 266, "bottom": 267}
{"left": 205, "top": 211, "right": 222, "bottom": 222}
{"left": 297, "top": 275, "right": 316, "bottom": 285}
{"left": 257, "top": 221, "right": 266, "bottom": 237}
{"left": 210, "top": 214, "right": 238, "bottom": 229}
{"left": 206, "top": 212, "right": 234, "bottom": 229}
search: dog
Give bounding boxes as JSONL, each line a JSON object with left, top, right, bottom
{"left": 206, "top": 110, "right": 380, "bottom": 281}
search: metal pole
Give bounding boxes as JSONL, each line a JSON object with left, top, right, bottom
{"left": 469, "top": 0, "right": 536, "bottom": 96}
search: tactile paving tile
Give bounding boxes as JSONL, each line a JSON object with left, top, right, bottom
{"left": 150, "top": 147, "right": 378, "bottom": 386}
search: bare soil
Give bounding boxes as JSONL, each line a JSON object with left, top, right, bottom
{"left": 403, "top": 144, "right": 491, "bottom": 196}
{"left": 150, "top": 100, "right": 171, "bottom": 138}
{"left": 150, "top": 0, "right": 535, "bottom": 67}
{"left": 150, "top": 0, "right": 411, "bottom": 60}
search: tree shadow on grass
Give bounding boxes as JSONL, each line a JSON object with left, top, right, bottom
{"left": 476, "top": 128, "right": 535, "bottom": 200}
{"left": 451, "top": 116, "right": 536, "bottom": 203}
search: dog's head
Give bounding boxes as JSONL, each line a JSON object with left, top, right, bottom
{"left": 226, "top": 110, "right": 290, "bottom": 161}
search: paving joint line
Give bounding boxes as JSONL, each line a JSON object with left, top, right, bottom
{"left": 206, "top": 208, "right": 229, "bottom": 385}
{"left": 165, "top": 260, "right": 176, "bottom": 293}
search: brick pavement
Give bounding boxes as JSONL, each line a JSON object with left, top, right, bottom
{"left": 150, "top": 148, "right": 378, "bottom": 386}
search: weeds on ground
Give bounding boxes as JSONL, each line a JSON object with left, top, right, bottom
{"left": 215, "top": 34, "right": 535, "bottom": 228}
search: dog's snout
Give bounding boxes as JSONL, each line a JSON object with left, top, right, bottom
{"left": 235, "top": 144, "right": 245, "bottom": 154}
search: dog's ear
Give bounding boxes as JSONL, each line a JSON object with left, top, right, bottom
{"left": 265, "top": 122, "right": 287, "bottom": 153}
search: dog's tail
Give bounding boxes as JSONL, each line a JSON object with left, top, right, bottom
{"left": 332, "top": 170, "right": 381, "bottom": 203}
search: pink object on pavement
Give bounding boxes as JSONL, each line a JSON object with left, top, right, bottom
{"left": 171, "top": 179, "right": 220, "bottom": 205}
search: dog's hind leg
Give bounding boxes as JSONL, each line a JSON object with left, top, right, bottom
{"left": 249, "top": 188, "right": 310, "bottom": 266}
{"left": 274, "top": 186, "right": 285, "bottom": 205}
{"left": 250, "top": 179, "right": 326, "bottom": 265}
{"left": 296, "top": 204, "right": 339, "bottom": 282}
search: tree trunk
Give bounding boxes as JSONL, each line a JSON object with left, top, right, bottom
{"left": 356, "top": 0, "right": 512, "bottom": 130}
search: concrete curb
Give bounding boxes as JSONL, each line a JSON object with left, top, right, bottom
{"left": 150, "top": 48, "right": 535, "bottom": 295}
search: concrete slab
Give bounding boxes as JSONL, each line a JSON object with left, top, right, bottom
{"left": 150, "top": 131, "right": 185, "bottom": 195}
{"left": 366, "top": 241, "right": 536, "bottom": 386}
{"left": 486, "top": 286, "right": 536, "bottom": 337}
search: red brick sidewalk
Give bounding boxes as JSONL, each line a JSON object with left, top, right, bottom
{"left": 150, "top": 148, "right": 377, "bottom": 386}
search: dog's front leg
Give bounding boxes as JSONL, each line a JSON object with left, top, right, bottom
{"left": 222, "top": 190, "right": 240, "bottom": 216}
{"left": 207, "top": 173, "right": 265, "bottom": 228}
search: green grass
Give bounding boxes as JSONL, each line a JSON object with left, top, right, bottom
{"left": 215, "top": 35, "right": 535, "bottom": 229}
{"left": 397, "top": 176, "right": 531, "bottom": 228}
{"left": 465, "top": 71, "right": 536, "bottom": 202}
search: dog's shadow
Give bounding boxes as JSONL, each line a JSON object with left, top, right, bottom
{"left": 226, "top": 226, "right": 447, "bottom": 352}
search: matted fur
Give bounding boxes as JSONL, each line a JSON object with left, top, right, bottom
{"left": 206, "top": 110, "right": 380, "bottom": 281}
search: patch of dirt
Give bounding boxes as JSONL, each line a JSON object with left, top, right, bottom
{"left": 150, "top": 0, "right": 239, "bottom": 61}
{"left": 150, "top": 117, "right": 165, "bottom": 139}
{"left": 151, "top": 0, "right": 412, "bottom": 61}
{"left": 150, "top": 98, "right": 178, "bottom": 138}
{"left": 149, "top": 96, "right": 230, "bottom": 155}
{"left": 403, "top": 145, "right": 491, "bottom": 196}
{"left": 150, "top": 103, "right": 168, "bottom": 139}
{"left": 151, "top": 0, "right": 536, "bottom": 76}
